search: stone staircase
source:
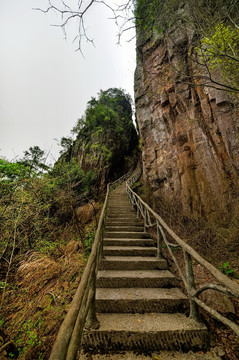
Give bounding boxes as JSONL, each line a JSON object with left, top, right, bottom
{"left": 82, "top": 183, "right": 208, "bottom": 353}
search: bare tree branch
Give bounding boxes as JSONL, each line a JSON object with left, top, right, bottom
{"left": 34, "top": 0, "right": 136, "bottom": 53}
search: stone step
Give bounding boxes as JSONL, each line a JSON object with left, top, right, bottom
{"left": 106, "top": 213, "right": 138, "bottom": 217}
{"left": 98, "top": 256, "right": 168, "bottom": 270}
{"left": 108, "top": 201, "right": 133, "bottom": 210}
{"left": 105, "top": 221, "right": 143, "bottom": 227}
{"left": 109, "top": 195, "right": 129, "bottom": 198}
{"left": 104, "top": 232, "right": 149, "bottom": 239}
{"left": 107, "top": 209, "right": 135, "bottom": 214}
{"left": 103, "top": 246, "right": 157, "bottom": 257}
{"left": 107, "top": 204, "right": 133, "bottom": 208}
{"left": 79, "top": 351, "right": 220, "bottom": 360}
{"left": 108, "top": 205, "right": 132, "bottom": 208}
{"left": 108, "top": 202, "right": 130, "bottom": 205}
{"left": 105, "top": 225, "right": 145, "bottom": 232}
{"left": 107, "top": 213, "right": 137, "bottom": 218}
{"left": 106, "top": 218, "right": 142, "bottom": 223}
{"left": 106, "top": 218, "right": 141, "bottom": 224}
{"left": 103, "top": 239, "right": 155, "bottom": 247}
{"left": 82, "top": 313, "right": 208, "bottom": 352}
{"left": 106, "top": 216, "right": 140, "bottom": 222}
{"left": 96, "top": 270, "right": 179, "bottom": 288}
{"left": 96, "top": 288, "right": 189, "bottom": 314}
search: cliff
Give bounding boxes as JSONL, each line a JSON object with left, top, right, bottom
{"left": 135, "top": 19, "right": 239, "bottom": 219}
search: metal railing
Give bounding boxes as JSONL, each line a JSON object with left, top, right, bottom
{"left": 126, "top": 167, "right": 239, "bottom": 338}
{"left": 49, "top": 168, "right": 134, "bottom": 360}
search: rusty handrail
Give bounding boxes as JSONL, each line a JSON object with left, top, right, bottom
{"left": 49, "top": 167, "right": 134, "bottom": 360}
{"left": 126, "top": 168, "right": 239, "bottom": 338}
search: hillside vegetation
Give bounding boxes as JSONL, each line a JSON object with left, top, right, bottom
{"left": 0, "top": 88, "right": 138, "bottom": 359}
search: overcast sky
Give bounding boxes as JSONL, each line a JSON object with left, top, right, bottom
{"left": 0, "top": 0, "right": 136, "bottom": 164}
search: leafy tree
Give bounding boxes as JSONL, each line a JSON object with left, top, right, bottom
{"left": 0, "top": 155, "right": 98, "bottom": 276}
{"left": 0, "top": 158, "right": 30, "bottom": 181}
{"left": 71, "top": 117, "right": 86, "bottom": 135}
{"left": 196, "top": 23, "right": 239, "bottom": 89}
{"left": 59, "top": 136, "right": 73, "bottom": 155}
{"left": 136, "top": 0, "right": 239, "bottom": 92}
{"left": 20, "top": 146, "right": 49, "bottom": 174}
{"left": 81, "top": 88, "right": 133, "bottom": 133}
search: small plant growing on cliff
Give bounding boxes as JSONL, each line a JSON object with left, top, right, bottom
{"left": 219, "top": 262, "right": 234, "bottom": 277}
{"left": 138, "top": 139, "right": 142, "bottom": 151}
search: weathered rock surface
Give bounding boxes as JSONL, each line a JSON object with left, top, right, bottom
{"left": 135, "top": 26, "right": 239, "bottom": 218}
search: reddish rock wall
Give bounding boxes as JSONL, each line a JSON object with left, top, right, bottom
{"left": 135, "top": 30, "right": 239, "bottom": 218}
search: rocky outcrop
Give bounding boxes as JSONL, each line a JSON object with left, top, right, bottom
{"left": 135, "top": 27, "right": 239, "bottom": 218}
{"left": 71, "top": 127, "right": 138, "bottom": 190}
{"left": 58, "top": 88, "right": 138, "bottom": 192}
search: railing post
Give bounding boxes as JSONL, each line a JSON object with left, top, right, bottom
{"left": 156, "top": 220, "right": 163, "bottom": 258}
{"left": 184, "top": 250, "right": 200, "bottom": 321}
{"left": 131, "top": 194, "right": 134, "bottom": 210}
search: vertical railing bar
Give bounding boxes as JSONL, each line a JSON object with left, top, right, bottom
{"left": 146, "top": 209, "right": 149, "bottom": 227}
{"left": 183, "top": 250, "right": 201, "bottom": 321}
{"left": 148, "top": 210, "right": 153, "bottom": 227}
{"left": 144, "top": 207, "right": 147, "bottom": 230}
{"left": 140, "top": 202, "right": 144, "bottom": 219}
{"left": 137, "top": 203, "right": 140, "bottom": 218}
{"left": 158, "top": 225, "right": 187, "bottom": 288}
{"left": 156, "top": 220, "right": 162, "bottom": 258}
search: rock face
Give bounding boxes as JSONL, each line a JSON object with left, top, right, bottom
{"left": 135, "top": 27, "right": 239, "bottom": 218}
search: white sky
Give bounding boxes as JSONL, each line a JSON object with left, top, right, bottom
{"left": 0, "top": 0, "right": 136, "bottom": 164}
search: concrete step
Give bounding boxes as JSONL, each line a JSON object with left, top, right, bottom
{"left": 108, "top": 205, "right": 132, "bottom": 208}
{"left": 106, "top": 212, "right": 138, "bottom": 217}
{"left": 103, "top": 246, "right": 157, "bottom": 257}
{"left": 98, "top": 256, "right": 168, "bottom": 270}
{"left": 105, "top": 225, "right": 145, "bottom": 232}
{"left": 82, "top": 313, "right": 208, "bottom": 352}
{"left": 96, "top": 287, "right": 189, "bottom": 313}
{"left": 96, "top": 270, "right": 179, "bottom": 288}
{"left": 106, "top": 216, "right": 140, "bottom": 221}
{"left": 104, "top": 232, "right": 149, "bottom": 239}
{"left": 106, "top": 219, "right": 142, "bottom": 224}
{"left": 109, "top": 195, "right": 129, "bottom": 198}
{"left": 108, "top": 202, "right": 130, "bottom": 205}
{"left": 107, "top": 204, "right": 133, "bottom": 208}
{"left": 107, "top": 213, "right": 137, "bottom": 218}
{"left": 106, "top": 219, "right": 141, "bottom": 225}
{"left": 107, "top": 209, "right": 135, "bottom": 214}
{"left": 107, "top": 206, "right": 132, "bottom": 210}
{"left": 79, "top": 350, "right": 221, "bottom": 360}
{"left": 103, "top": 239, "right": 155, "bottom": 247}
